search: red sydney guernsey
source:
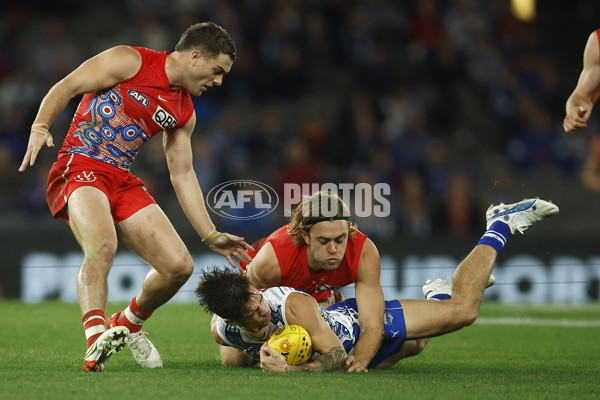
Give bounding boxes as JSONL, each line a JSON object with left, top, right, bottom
{"left": 58, "top": 46, "right": 194, "bottom": 172}
{"left": 241, "top": 225, "right": 368, "bottom": 302}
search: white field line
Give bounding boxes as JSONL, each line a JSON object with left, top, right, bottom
{"left": 475, "top": 317, "right": 600, "bottom": 328}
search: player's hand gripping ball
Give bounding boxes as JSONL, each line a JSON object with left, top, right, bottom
{"left": 267, "top": 325, "right": 312, "bottom": 365}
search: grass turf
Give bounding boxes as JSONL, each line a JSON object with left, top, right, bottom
{"left": 0, "top": 301, "right": 598, "bottom": 400}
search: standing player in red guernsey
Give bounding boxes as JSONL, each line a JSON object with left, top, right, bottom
{"left": 564, "top": 29, "right": 600, "bottom": 133}
{"left": 18, "top": 22, "right": 254, "bottom": 372}
{"left": 239, "top": 191, "right": 384, "bottom": 372}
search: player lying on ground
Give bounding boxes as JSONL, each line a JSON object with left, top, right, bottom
{"left": 196, "top": 198, "right": 558, "bottom": 372}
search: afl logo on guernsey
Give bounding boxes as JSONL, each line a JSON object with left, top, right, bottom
{"left": 153, "top": 105, "right": 178, "bottom": 129}
{"left": 128, "top": 90, "right": 149, "bottom": 107}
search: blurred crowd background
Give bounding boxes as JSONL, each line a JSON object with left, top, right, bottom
{"left": 1, "top": 0, "right": 600, "bottom": 241}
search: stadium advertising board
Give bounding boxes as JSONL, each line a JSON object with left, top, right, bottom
{"left": 14, "top": 241, "right": 600, "bottom": 304}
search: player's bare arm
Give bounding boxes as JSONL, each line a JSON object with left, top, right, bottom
{"left": 210, "top": 315, "right": 255, "bottom": 367}
{"left": 245, "top": 242, "right": 282, "bottom": 288}
{"left": 164, "top": 113, "right": 214, "bottom": 240}
{"left": 19, "top": 46, "right": 142, "bottom": 172}
{"left": 259, "top": 293, "right": 348, "bottom": 372}
{"left": 163, "top": 116, "right": 253, "bottom": 267}
{"left": 210, "top": 314, "right": 228, "bottom": 345}
{"left": 347, "top": 239, "right": 384, "bottom": 372}
{"left": 564, "top": 31, "right": 600, "bottom": 133}
{"left": 581, "top": 142, "right": 600, "bottom": 191}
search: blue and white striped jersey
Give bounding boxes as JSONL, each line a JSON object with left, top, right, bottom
{"left": 215, "top": 287, "right": 360, "bottom": 361}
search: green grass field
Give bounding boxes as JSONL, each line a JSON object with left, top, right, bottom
{"left": 0, "top": 301, "right": 598, "bottom": 400}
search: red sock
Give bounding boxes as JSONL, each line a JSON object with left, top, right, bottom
{"left": 82, "top": 310, "right": 105, "bottom": 350}
{"left": 118, "top": 297, "right": 153, "bottom": 333}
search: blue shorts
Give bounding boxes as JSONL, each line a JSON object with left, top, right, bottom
{"left": 329, "top": 299, "right": 407, "bottom": 369}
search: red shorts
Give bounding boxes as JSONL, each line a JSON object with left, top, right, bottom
{"left": 47, "top": 154, "right": 156, "bottom": 223}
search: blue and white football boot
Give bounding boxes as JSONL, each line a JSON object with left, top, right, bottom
{"left": 486, "top": 198, "right": 559, "bottom": 234}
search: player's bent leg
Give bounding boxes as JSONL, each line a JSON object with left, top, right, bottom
{"left": 400, "top": 246, "right": 497, "bottom": 341}
{"left": 399, "top": 198, "right": 560, "bottom": 344}
{"left": 400, "top": 297, "right": 478, "bottom": 339}
{"left": 373, "top": 339, "right": 429, "bottom": 370}
{"left": 117, "top": 203, "right": 194, "bottom": 310}
{"left": 113, "top": 204, "right": 193, "bottom": 368}
{"left": 404, "top": 199, "right": 559, "bottom": 341}
{"left": 450, "top": 199, "right": 558, "bottom": 317}
{"left": 449, "top": 245, "right": 498, "bottom": 313}
{"left": 68, "top": 186, "right": 119, "bottom": 313}
{"left": 67, "top": 187, "right": 123, "bottom": 369}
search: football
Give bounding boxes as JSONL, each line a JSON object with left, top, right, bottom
{"left": 266, "top": 325, "right": 312, "bottom": 366}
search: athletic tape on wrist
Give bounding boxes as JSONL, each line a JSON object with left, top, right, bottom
{"left": 202, "top": 229, "right": 236, "bottom": 245}
{"left": 30, "top": 127, "right": 54, "bottom": 145}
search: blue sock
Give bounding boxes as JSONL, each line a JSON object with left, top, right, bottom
{"left": 478, "top": 221, "right": 512, "bottom": 253}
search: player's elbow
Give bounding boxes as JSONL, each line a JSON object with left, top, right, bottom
{"left": 220, "top": 346, "right": 254, "bottom": 367}
{"left": 168, "top": 168, "right": 194, "bottom": 190}
{"left": 415, "top": 338, "right": 429, "bottom": 355}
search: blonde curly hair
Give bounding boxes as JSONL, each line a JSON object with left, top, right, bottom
{"left": 287, "top": 191, "right": 357, "bottom": 246}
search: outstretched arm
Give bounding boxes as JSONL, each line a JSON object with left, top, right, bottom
{"left": 346, "top": 239, "right": 384, "bottom": 372}
{"left": 19, "top": 45, "right": 142, "bottom": 172}
{"left": 564, "top": 30, "right": 600, "bottom": 133}
{"left": 163, "top": 117, "right": 254, "bottom": 267}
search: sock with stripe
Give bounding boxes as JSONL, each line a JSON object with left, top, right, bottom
{"left": 116, "top": 297, "right": 153, "bottom": 334}
{"left": 478, "top": 221, "right": 512, "bottom": 254}
{"left": 82, "top": 310, "right": 105, "bottom": 350}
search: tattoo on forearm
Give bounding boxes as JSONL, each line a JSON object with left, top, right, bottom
{"left": 286, "top": 347, "right": 347, "bottom": 372}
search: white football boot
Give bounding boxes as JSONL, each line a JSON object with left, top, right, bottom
{"left": 107, "top": 311, "right": 163, "bottom": 368}
{"left": 127, "top": 331, "right": 163, "bottom": 368}
{"left": 422, "top": 275, "right": 496, "bottom": 300}
{"left": 422, "top": 278, "right": 452, "bottom": 300}
{"left": 486, "top": 198, "right": 559, "bottom": 234}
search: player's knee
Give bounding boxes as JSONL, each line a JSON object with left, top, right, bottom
{"left": 456, "top": 308, "right": 479, "bottom": 327}
{"left": 167, "top": 254, "right": 194, "bottom": 285}
{"left": 448, "top": 298, "right": 480, "bottom": 328}
{"left": 415, "top": 338, "right": 429, "bottom": 355}
{"left": 86, "top": 240, "right": 118, "bottom": 265}
{"left": 408, "top": 338, "right": 429, "bottom": 356}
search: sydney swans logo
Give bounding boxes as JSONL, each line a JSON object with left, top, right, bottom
{"left": 207, "top": 180, "right": 279, "bottom": 220}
